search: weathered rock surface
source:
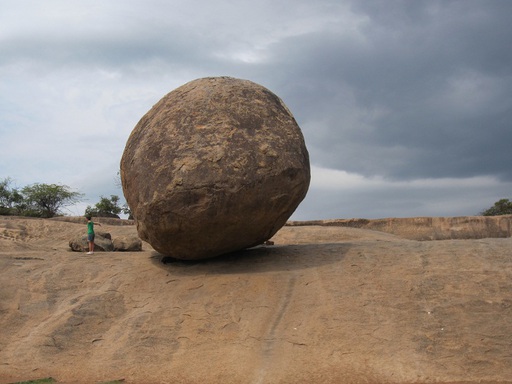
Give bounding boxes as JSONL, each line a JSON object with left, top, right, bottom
{"left": 2, "top": 216, "right": 512, "bottom": 384}
{"left": 68, "top": 231, "right": 113, "bottom": 252}
{"left": 120, "top": 77, "right": 310, "bottom": 260}
{"left": 113, "top": 236, "right": 142, "bottom": 251}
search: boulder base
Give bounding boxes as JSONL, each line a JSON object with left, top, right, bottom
{"left": 120, "top": 77, "right": 310, "bottom": 260}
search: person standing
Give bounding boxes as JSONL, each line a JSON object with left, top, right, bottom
{"left": 85, "top": 215, "right": 101, "bottom": 255}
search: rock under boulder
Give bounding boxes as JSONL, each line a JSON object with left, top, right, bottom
{"left": 120, "top": 77, "right": 310, "bottom": 260}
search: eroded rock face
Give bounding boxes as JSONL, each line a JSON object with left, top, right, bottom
{"left": 113, "top": 236, "right": 143, "bottom": 252}
{"left": 120, "top": 77, "right": 310, "bottom": 260}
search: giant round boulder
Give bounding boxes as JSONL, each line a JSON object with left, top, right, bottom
{"left": 120, "top": 77, "right": 310, "bottom": 260}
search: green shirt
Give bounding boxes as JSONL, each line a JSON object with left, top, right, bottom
{"left": 87, "top": 221, "right": 94, "bottom": 234}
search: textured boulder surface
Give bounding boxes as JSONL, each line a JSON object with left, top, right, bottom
{"left": 113, "top": 235, "right": 143, "bottom": 251}
{"left": 121, "top": 77, "right": 310, "bottom": 260}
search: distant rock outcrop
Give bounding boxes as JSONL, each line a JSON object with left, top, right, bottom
{"left": 120, "top": 77, "right": 310, "bottom": 260}
{"left": 287, "top": 215, "right": 512, "bottom": 240}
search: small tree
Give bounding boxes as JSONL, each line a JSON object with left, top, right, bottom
{"left": 481, "top": 198, "right": 512, "bottom": 216}
{"left": 22, "top": 183, "right": 83, "bottom": 218}
{"left": 0, "top": 178, "right": 14, "bottom": 214}
{"left": 85, "top": 195, "right": 122, "bottom": 218}
{"left": 0, "top": 178, "right": 11, "bottom": 206}
{"left": 0, "top": 178, "right": 26, "bottom": 215}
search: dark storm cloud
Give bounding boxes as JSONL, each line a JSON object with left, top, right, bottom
{"left": 262, "top": 0, "right": 512, "bottom": 181}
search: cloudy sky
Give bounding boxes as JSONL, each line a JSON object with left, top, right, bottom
{"left": 1, "top": 0, "right": 511, "bottom": 220}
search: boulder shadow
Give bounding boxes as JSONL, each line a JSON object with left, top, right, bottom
{"left": 150, "top": 243, "right": 351, "bottom": 275}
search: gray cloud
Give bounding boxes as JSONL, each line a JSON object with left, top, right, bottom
{"left": 258, "top": 1, "right": 512, "bottom": 181}
{"left": 1, "top": 0, "right": 511, "bottom": 219}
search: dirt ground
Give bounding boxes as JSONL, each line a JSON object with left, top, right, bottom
{"left": 0, "top": 216, "right": 511, "bottom": 384}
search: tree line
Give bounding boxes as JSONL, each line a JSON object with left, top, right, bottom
{"left": 0, "top": 177, "right": 131, "bottom": 218}
{"left": 1, "top": 176, "right": 510, "bottom": 218}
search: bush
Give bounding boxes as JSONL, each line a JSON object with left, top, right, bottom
{"left": 0, "top": 178, "right": 25, "bottom": 215}
{"left": 481, "top": 198, "right": 512, "bottom": 216}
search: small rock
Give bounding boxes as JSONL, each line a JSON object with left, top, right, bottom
{"left": 113, "top": 236, "right": 142, "bottom": 252}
